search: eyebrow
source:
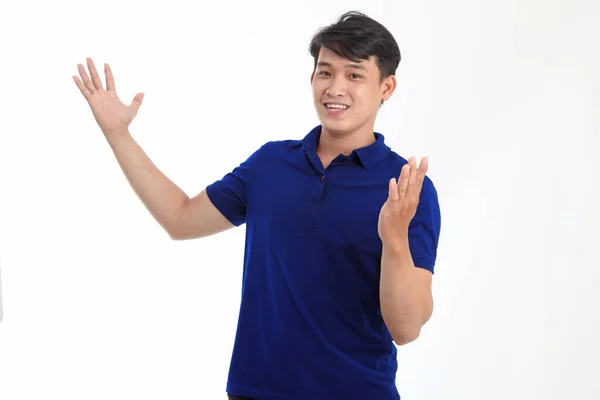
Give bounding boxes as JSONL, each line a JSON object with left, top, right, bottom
{"left": 316, "top": 61, "right": 367, "bottom": 71}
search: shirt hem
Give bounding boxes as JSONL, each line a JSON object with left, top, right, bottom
{"left": 227, "top": 382, "right": 304, "bottom": 400}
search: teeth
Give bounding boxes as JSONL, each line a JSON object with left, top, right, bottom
{"left": 326, "top": 104, "right": 349, "bottom": 110}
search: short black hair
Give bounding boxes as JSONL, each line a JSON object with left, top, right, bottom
{"left": 308, "top": 11, "right": 401, "bottom": 83}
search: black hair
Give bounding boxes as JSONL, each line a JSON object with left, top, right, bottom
{"left": 308, "top": 11, "right": 401, "bottom": 86}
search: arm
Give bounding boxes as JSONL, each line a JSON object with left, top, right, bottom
{"left": 106, "top": 130, "right": 234, "bottom": 240}
{"left": 73, "top": 58, "right": 233, "bottom": 240}
{"left": 380, "top": 239, "right": 433, "bottom": 346}
{"left": 378, "top": 156, "right": 440, "bottom": 346}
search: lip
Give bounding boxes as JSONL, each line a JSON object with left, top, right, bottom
{"left": 323, "top": 102, "right": 350, "bottom": 107}
{"left": 323, "top": 103, "right": 350, "bottom": 116}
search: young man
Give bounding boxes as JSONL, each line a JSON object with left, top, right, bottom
{"left": 73, "top": 11, "right": 441, "bottom": 400}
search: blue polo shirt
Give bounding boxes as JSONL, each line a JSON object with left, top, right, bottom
{"left": 206, "top": 125, "right": 441, "bottom": 400}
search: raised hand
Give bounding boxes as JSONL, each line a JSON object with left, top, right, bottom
{"left": 73, "top": 57, "right": 144, "bottom": 137}
{"left": 378, "top": 156, "right": 429, "bottom": 244}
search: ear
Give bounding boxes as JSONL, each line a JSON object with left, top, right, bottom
{"left": 310, "top": 69, "right": 315, "bottom": 84}
{"left": 381, "top": 75, "right": 397, "bottom": 101}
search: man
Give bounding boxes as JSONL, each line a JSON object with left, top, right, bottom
{"left": 73, "top": 10, "right": 441, "bottom": 400}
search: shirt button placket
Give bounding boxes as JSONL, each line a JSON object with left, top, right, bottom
{"left": 318, "top": 173, "right": 327, "bottom": 204}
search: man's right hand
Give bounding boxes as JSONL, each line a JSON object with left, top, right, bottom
{"left": 73, "top": 57, "right": 144, "bottom": 138}
{"left": 71, "top": 57, "right": 233, "bottom": 240}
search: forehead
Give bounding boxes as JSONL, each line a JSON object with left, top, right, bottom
{"left": 317, "top": 47, "right": 376, "bottom": 69}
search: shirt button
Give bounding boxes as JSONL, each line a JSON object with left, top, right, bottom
{"left": 320, "top": 175, "right": 325, "bottom": 181}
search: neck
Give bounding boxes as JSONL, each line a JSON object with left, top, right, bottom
{"left": 317, "top": 124, "right": 376, "bottom": 159}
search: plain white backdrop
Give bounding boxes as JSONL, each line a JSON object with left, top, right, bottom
{"left": 0, "top": 0, "right": 599, "bottom": 399}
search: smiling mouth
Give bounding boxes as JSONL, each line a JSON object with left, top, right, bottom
{"left": 324, "top": 103, "right": 350, "bottom": 115}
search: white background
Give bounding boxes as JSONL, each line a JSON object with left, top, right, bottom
{"left": 1, "top": 0, "right": 599, "bottom": 399}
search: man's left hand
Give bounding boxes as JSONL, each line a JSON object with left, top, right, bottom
{"left": 378, "top": 156, "right": 429, "bottom": 245}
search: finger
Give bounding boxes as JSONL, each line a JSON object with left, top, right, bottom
{"left": 397, "top": 163, "right": 410, "bottom": 199}
{"left": 415, "top": 157, "right": 429, "bottom": 190}
{"left": 72, "top": 75, "right": 92, "bottom": 101}
{"left": 388, "top": 177, "right": 399, "bottom": 201}
{"left": 410, "top": 157, "right": 429, "bottom": 203}
{"left": 419, "top": 156, "right": 429, "bottom": 176}
{"left": 129, "top": 93, "right": 145, "bottom": 115}
{"left": 77, "top": 63, "right": 95, "bottom": 93}
{"left": 86, "top": 58, "right": 104, "bottom": 91}
{"left": 105, "top": 63, "right": 116, "bottom": 92}
{"left": 408, "top": 156, "right": 418, "bottom": 188}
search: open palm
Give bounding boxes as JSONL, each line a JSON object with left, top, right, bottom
{"left": 378, "top": 156, "right": 429, "bottom": 244}
{"left": 73, "top": 57, "right": 144, "bottom": 136}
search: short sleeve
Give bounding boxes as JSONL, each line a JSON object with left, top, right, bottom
{"left": 408, "top": 177, "right": 441, "bottom": 274}
{"left": 205, "top": 145, "right": 265, "bottom": 227}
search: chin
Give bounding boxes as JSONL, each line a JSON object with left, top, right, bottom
{"left": 320, "top": 119, "right": 355, "bottom": 136}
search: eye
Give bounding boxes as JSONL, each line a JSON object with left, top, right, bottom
{"left": 318, "top": 71, "right": 331, "bottom": 76}
{"left": 349, "top": 73, "right": 362, "bottom": 79}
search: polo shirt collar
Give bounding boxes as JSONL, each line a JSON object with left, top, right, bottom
{"left": 295, "top": 125, "right": 390, "bottom": 170}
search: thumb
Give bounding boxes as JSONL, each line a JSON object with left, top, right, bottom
{"left": 130, "top": 92, "right": 144, "bottom": 114}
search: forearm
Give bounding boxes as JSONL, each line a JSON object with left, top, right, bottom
{"left": 380, "top": 238, "right": 432, "bottom": 345}
{"left": 105, "top": 128, "right": 189, "bottom": 236}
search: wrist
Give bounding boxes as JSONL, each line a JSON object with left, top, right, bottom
{"left": 105, "top": 127, "right": 131, "bottom": 147}
{"left": 381, "top": 235, "right": 410, "bottom": 256}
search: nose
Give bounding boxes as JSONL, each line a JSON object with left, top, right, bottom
{"left": 325, "top": 75, "right": 347, "bottom": 97}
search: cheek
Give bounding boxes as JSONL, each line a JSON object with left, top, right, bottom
{"left": 311, "top": 82, "right": 324, "bottom": 98}
{"left": 361, "top": 87, "right": 382, "bottom": 107}
{"left": 350, "top": 88, "right": 380, "bottom": 117}
{"left": 350, "top": 87, "right": 373, "bottom": 107}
